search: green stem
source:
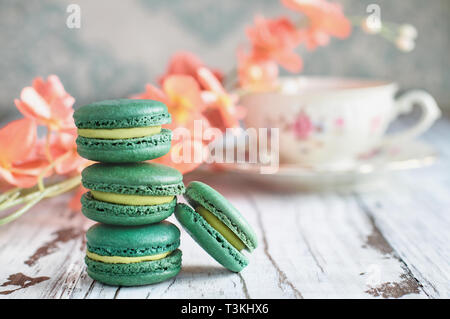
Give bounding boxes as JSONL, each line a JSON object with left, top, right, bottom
{"left": 0, "top": 187, "right": 20, "bottom": 204}
{"left": 0, "top": 192, "right": 46, "bottom": 226}
{"left": 379, "top": 25, "right": 397, "bottom": 42}
{"left": 348, "top": 15, "right": 365, "bottom": 25}
{"left": 1, "top": 191, "right": 20, "bottom": 207}
{"left": 0, "top": 175, "right": 81, "bottom": 226}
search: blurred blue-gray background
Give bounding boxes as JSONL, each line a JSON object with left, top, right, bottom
{"left": 1, "top": 0, "right": 449, "bottom": 122}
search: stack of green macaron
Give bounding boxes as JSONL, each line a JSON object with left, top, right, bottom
{"left": 74, "top": 99, "right": 185, "bottom": 286}
{"left": 74, "top": 99, "right": 258, "bottom": 287}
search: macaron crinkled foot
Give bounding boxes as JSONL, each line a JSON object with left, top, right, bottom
{"left": 85, "top": 221, "right": 182, "bottom": 286}
{"left": 74, "top": 99, "right": 172, "bottom": 163}
{"left": 81, "top": 162, "right": 185, "bottom": 226}
{"left": 175, "top": 181, "right": 258, "bottom": 272}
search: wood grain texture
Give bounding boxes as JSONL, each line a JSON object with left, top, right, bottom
{"left": 355, "top": 118, "right": 450, "bottom": 298}
{"left": 0, "top": 119, "right": 449, "bottom": 299}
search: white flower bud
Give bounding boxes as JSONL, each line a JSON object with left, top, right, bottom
{"left": 396, "top": 37, "right": 416, "bottom": 52}
{"left": 362, "top": 17, "right": 382, "bottom": 34}
{"left": 398, "top": 24, "right": 418, "bottom": 39}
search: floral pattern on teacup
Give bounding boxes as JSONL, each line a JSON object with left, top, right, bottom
{"left": 291, "top": 111, "right": 313, "bottom": 140}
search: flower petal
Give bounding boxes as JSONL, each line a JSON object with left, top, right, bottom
{"left": 281, "top": 0, "right": 351, "bottom": 40}
{"left": 163, "top": 75, "right": 204, "bottom": 107}
{"left": 47, "top": 75, "right": 70, "bottom": 100}
{"left": 55, "top": 151, "right": 86, "bottom": 175}
{"left": 17, "top": 76, "right": 75, "bottom": 131}
{"left": 197, "top": 67, "right": 226, "bottom": 95}
{"left": 13, "top": 159, "right": 49, "bottom": 176}
{"left": 274, "top": 50, "right": 303, "bottom": 72}
{"left": 159, "top": 51, "right": 224, "bottom": 90}
{"left": 69, "top": 185, "right": 86, "bottom": 211}
{"left": 0, "top": 166, "right": 39, "bottom": 188}
{"left": 130, "top": 84, "right": 169, "bottom": 105}
{"left": 163, "top": 75, "right": 206, "bottom": 124}
{"left": 18, "top": 87, "right": 52, "bottom": 120}
{"left": 0, "top": 118, "right": 37, "bottom": 164}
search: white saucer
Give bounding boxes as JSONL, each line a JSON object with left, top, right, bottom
{"left": 211, "top": 140, "right": 438, "bottom": 191}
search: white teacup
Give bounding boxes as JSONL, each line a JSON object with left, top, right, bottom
{"left": 239, "top": 77, "right": 441, "bottom": 167}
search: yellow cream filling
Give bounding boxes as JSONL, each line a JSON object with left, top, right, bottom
{"left": 196, "top": 206, "right": 245, "bottom": 251}
{"left": 78, "top": 125, "right": 161, "bottom": 139}
{"left": 91, "top": 190, "right": 174, "bottom": 206}
{"left": 86, "top": 250, "right": 171, "bottom": 264}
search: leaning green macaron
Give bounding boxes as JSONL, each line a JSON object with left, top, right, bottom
{"left": 175, "top": 181, "right": 257, "bottom": 272}
{"left": 85, "top": 221, "right": 182, "bottom": 286}
{"left": 74, "top": 99, "right": 172, "bottom": 162}
{"left": 81, "top": 162, "right": 185, "bottom": 226}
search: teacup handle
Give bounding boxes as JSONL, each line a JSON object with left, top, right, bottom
{"left": 382, "top": 90, "right": 441, "bottom": 146}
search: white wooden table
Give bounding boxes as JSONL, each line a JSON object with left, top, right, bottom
{"left": 0, "top": 118, "right": 449, "bottom": 299}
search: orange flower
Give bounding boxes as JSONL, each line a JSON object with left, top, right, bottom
{"left": 281, "top": 0, "right": 351, "bottom": 50}
{"left": 246, "top": 15, "right": 303, "bottom": 72}
{"left": 131, "top": 76, "right": 206, "bottom": 128}
{"left": 159, "top": 51, "right": 224, "bottom": 90}
{"left": 131, "top": 75, "right": 210, "bottom": 174}
{"left": 53, "top": 130, "right": 90, "bottom": 212}
{"left": 197, "top": 67, "right": 244, "bottom": 132}
{"left": 0, "top": 118, "right": 48, "bottom": 188}
{"left": 237, "top": 50, "right": 279, "bottom": 89}
{"left": 163, "top": 75, "right": 207, "bottom": 127}
{"left": 46, "top": 129, "right": 89, "bottom": 175}
{"left": 69, "top": 185, "right": 87, "bottom": 212}
{"left": 14, "top": 75, "right": 75, "bottom": 132}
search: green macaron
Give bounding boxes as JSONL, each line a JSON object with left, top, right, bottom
{"left": 81, "top": 162, "right": 185, "bottom": 226}
{"left": 74, "top": 99, "right": 172, "bottom": 163}
{"left": 85, "top": 221, "right": 182, "bottom": 286}
{"left": 175, "top": 181, "right": 257, "bottom": 272}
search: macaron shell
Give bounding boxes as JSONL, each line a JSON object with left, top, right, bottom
{"left": 81, "top": 192, "right": 176, "bottom": 226}
{"left": 175, "top": 203, "right": 248, "bottom": 272}
{"left": 86, "top": 221, "right": 180, "bottom": 257}
{"left": 74, "top": 99, "right": 171, "bottom": 129}
{"left": 184, "top": 181, "right": 257, "bottom": 252}
{"left": 85, "top": 249, "right": 182, "bottom": 286}
{"left": 81, "top": 162, "right": 185, "bottom": 196}
{"left": 76, "top": 128, "right": 172, "bottom": 163}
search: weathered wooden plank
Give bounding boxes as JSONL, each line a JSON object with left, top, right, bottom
{"left": 244, "top": 190, "right": 427, "bottom": 298}
{"left": 355, "top": 118, "right": 450, "bottom": 298}
{"left": 0, "top": 195, "right": 90, "bottom": 298}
